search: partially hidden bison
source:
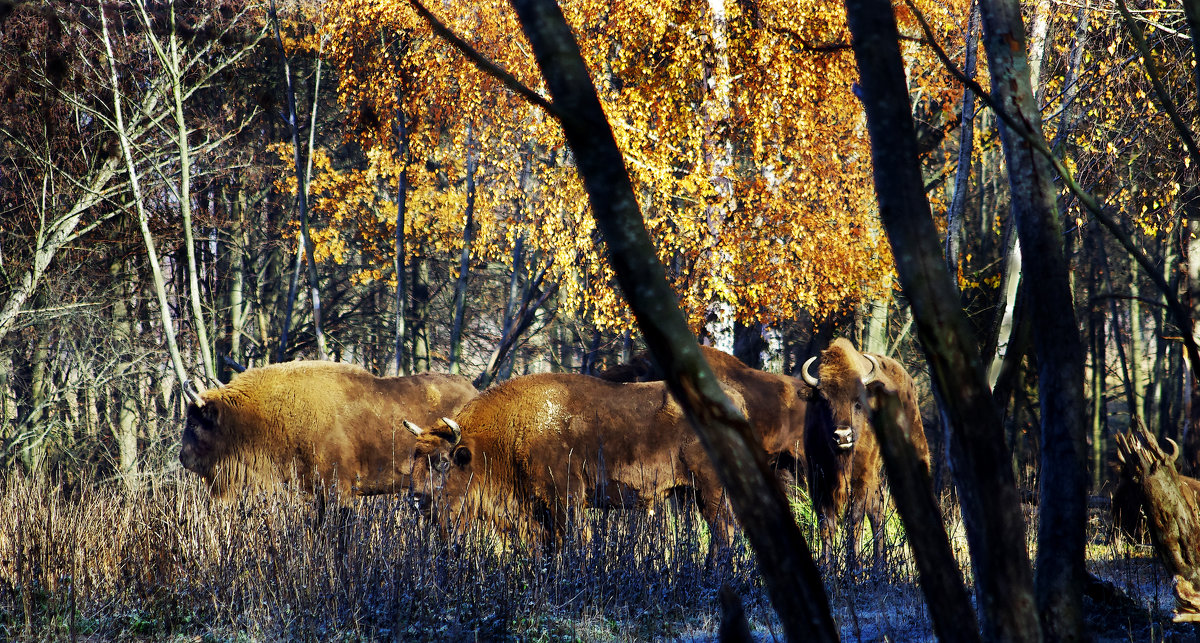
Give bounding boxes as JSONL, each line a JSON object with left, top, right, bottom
{"left": 801, "top": 337, "right": 930, "bottom": 567}
{"left": 1111, "top": 425, "right": 1200, "bottom": 545}
{"left": 179, "top": 361, "right": 478, "bottom": 498}
{"left": 597, "top": 345, "right": 811, "bottom": 486}
{"left": 401, "top": 372, "right": 749, "bottom": 552}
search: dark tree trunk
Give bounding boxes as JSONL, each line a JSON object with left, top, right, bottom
{"left": 977, "top": 0, "right": 1089, "bottom": 639}
{"left": 732, "top": 320, "right": 765, "bottom": 369}
{"left": 868, "top": 382, "right": 981, "bottom": 643}
{"left": 448, "top": 124, "right": 478, "bottom": 375}
{"left": 505, "top": 1, "right": 839, "bottom": 639}
{"left": 843, "top": 2, "right": 1040, "bottom": 642}
{"left": 269, "top": 0, "right": 326, "bottom": 360}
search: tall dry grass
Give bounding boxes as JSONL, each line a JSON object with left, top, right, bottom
{"left": 0, "top": 470, "right": 1189, "bottom": 642}
{"left": 0, "top": 472, "right": 767, "bottom": 641}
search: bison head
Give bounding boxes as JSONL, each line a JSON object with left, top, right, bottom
{"left": 403, "top": 417, "right": 472, "bottom": 501}
{"left": 179, "top": 398, "right": 225, "bottom": 479}
{"left": 801, "top": 338, "right": 879, "bottom": 451}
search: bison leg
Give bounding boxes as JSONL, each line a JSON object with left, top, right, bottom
{"left": 846, "top": 481, "right": 886, "bottom": 573}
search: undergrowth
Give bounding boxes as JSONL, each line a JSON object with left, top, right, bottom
{"left": 0, "top": 472, "right": 1190, "bottom": 641}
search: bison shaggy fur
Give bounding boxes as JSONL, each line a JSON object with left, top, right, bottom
{"left": 404, "top": 372, "right": 748, "bottom": 550}
{"left": 179, "top": 361, "right": 478, "bottom": 498}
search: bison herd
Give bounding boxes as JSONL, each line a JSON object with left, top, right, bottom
{"left": 179, "top": 341, "right": 930, "bottom": 565}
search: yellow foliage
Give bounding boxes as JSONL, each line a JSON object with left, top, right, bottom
{"left": 311, "top": 0, "right": 970, "bottom": 332}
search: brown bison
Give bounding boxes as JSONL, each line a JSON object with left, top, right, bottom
{"left": 179, "top": 361, "right": 478, "bottom": 498}
{"left": 801, "top": 338, "right": 930, "bottom": 567}
{"left": 1112, "top": 427, "right": 1200, "bottom": 544}
{"left": 597, "top": 345, "right": 811, "bottom": 486}
{"left": 401, "top": 372, "right": 748, "bottom": 550}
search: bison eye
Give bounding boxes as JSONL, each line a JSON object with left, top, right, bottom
{"left": 853, "top": 401, "right": 862, "bottom": 412}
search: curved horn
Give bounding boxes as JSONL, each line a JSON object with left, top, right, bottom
{"left": 801, "top": 356, "right": 820, "bottom": 388}
{"left": 184, "top": 380, "right": 206, "bottom": 408}
{"left": 1166, "top": 437, "right": 1181, "bottom": 463}
{"left": 440, "top": 417, "right": 462, "bottom": 445}
{"left": 403, "top": 420, "right": 424, "bottom": 436}
{"left": 862, "top": 354, "right": 881, "bottom": 384}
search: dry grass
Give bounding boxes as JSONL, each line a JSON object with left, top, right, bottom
{"left": 0, "top": 472, "right": 1191, "bottom": 642}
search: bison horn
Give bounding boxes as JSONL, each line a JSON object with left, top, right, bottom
{"left": 862, "top": 354, "right": 881, "bottom": 384}
{"left": 801, "top": 356, "right": 820, "bottom": 388}
{"left": 403, "top": 420, "right": 424, "bottom": 436}
{"left": 440, "top": 417, "right": 462, "bottom": 445}
{"left": 1166, "top": 437, "right": 1181, "bottom": 463}
{"left": 184, "top": 380, "right": 206, "bottom": 408}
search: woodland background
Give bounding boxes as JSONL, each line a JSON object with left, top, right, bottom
{"left": 3, "top": 0, "right": 1200, "bottom": 639}
{"left": 0, "top": 0, "right": 1193, "bottom": 492}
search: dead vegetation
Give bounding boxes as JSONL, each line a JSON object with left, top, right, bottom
{"left": 0, "top": 470, "right": 1191, "bottom": 641}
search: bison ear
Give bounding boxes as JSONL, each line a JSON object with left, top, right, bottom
{"left": 403, "top": 420, "right": 424, "bottom": 436}
{"left": 452, "top": 445, "right": 472, "bottom": 467}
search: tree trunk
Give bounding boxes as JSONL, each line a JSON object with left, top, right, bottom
{"left": 100, "top": 8, "right": 196, "bottom": 407}
{"left": 845, "top": 2, "right": 1040, "bottom": 641}
{"left": 944, "top": 1, "right": 980, "bottom": 281}
{"left": 162, "top": 0, "right": 216, "bottom": 384}
{"left": 22, "top": 308, "right": 52, "bottom": 476}
{"left": 269, "top": 0, "right": 327, "bottom": 360}
{"left": 108, "top": 255, "right": 140, "bottom": 486}
{"left": 448, "top": 123, "right": 478, "bottom": 375}
{"left": 392, "top": 109, "right": 410, "bottom": 377}
{"left": 505, "top": 1, "right": 840, "bottom": 639}
{"left": 226, "top": 187, "right": 248, "bottom": 378}
{"left": 411, "top": 256, "right": 431, "bottom": 372}
{"left": 1088, "top": 229, "right": 1109, "bottom": 490}
{"left": 699, "top": 0, "right": 737, "bottom": 353}
{"left": 977, "top": 0, "right": 1089, "bottom": 638}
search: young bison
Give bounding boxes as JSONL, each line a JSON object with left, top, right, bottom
{"left": 402, "top": 372, "right": 748, "bottom": 551}
{"left": 179, "top": 361, "right": 478, "bottom": 498}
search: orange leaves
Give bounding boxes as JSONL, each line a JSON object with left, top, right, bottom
{"left": 310, "top": 0, "right": 966, "bottom": 332}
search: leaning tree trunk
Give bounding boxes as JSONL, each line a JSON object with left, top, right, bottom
{"left": 100, "top": 7, "right": 195, "bottom": 412}
{"left": 497, "top": 1, "right": 840, "bottom": 639}
{"left": 845, "top": 3, "right": 1039, "bottom": 641}
{"left": 978, "top": 0, "right": 1089, "bottom": 639}
{"left": 1115, "top": 424, "right": 1200, "bottom": 622}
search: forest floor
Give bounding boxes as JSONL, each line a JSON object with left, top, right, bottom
{"left": 0, "top": 471, "right": 1193, "bottom": 642}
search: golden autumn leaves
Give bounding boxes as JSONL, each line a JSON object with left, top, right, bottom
{"left": 277, "top": 0, "right": 973, "bottom": 332}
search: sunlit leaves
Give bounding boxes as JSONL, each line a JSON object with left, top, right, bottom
{"left": 311, "top": 0, "right": 970, "bottom": 333}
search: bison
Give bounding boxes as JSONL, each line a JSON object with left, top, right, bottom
{"left": 597, "top": 345, "right": 811, "bottom": 487}
{"left": 1112, "top": 427, "right": 1200, "bottom": 545}
{"left": 801, "top": 338, "right": 930, "bottom": 567}
{"left": 179, "top": 361, "right": 478, "bottom": 498}
{"left": 401, "top": 372, "right": 748, "bottom": 552}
